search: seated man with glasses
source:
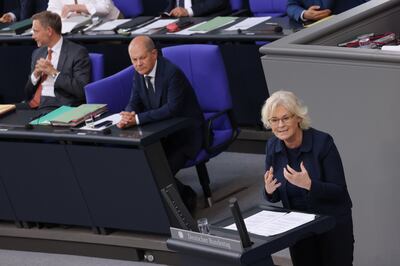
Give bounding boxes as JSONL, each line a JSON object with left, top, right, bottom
{"left": 261, "top": 90, "right": 354, "bottom": 266}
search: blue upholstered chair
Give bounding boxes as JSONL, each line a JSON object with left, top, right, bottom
{"left": 84, "top": 66, "right": 134, "bottom": 114}
{"left": 113, "top": 0, "right": 143, "bottom": 18}
{"left": 162, "top": 45, "right": 239, "bottom": 206}
{"left": 88, "top": 53, "right": 104, "bottom": 82}
{"left": 230, "top": 0, "right": 250, "bottom": 16}
{"left": 249, "top": 0, "right": 287, "bottom": 17}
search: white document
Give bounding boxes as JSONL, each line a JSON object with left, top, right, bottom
{"left": 62, "top": 15, "right": 91, "bottom": 34}
{"left": 79, "top": 113, "right": 121, "bottom": 131}
{"left": 92, "top": 19, "right": 131, "bottom": 31}
{"left": 225, "top": 210, "right": 315, "bottom": 237}
{"left": 381, "top": 45, "right": 400, "bottom": 52}
{"left": 225, "top": 17, "right": 271, "bottom": 31}
{"left": 132, "top": 19, "right": 177, "bottom": 34}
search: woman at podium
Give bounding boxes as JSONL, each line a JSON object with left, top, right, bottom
{"left": 261, "top": 90, "right": 354, "bottom": 266}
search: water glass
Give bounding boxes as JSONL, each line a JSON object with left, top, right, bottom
{"left": 197, "top": 218, "right": 210, "bottom": 234}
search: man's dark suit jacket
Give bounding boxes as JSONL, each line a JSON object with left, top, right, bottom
{"left": 287, "top": 0, "right": 367, "bottom": 22}
{"left": 2, "top": 0, "right": 47, "bottom": 21}
{"left": 17, "top": 0, "right": 48, "bottom": 21}
{"left": 126, "top": 57, "right": 204, "bottom": 171}
{"left": 165, "top": 0, "right": 230, "bottom": 17}
{"left": 25, "top": 38, "right": 91, "bottom": 108}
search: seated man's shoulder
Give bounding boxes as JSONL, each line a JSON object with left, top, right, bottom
{"left": 64, "top": 39, "right": 89, "bottom": 54}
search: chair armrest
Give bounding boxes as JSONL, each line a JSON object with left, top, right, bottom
{"left": 204, "top": 109, "right": 239, "bottom": 154}
{"left": 231, "top": 8, "right": 250, "bottom": 17}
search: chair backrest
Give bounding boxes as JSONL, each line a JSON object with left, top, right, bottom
{"left": 113, "top": 0, "right": 143, "bottom": 18}
{"left": 84, "top": 66, "right": 134, "bottom": 114}
{"left": 249, "top": 0, "right": 287, "bottom": 17}
{"left": 162, "top": 44, "right": 235, "bottom": 144}
{"left": 89, "top": 53, "right": 104, "bottom": 82}
{"left": 230, "top": 0, "right": 243, "bottom": 12}
{"left": 162, "top": 45, "right": 232, "bottom": 116}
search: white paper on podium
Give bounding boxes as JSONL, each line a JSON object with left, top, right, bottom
{"left": 225, "top": 210, "right": 316, "bottom": 237}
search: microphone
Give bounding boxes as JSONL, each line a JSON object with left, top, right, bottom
{"left": 24, "top": 124, "right": 34, "bottom": 130}
{"left": 102, "top": 128, "right": 111, "bottom": 135}
{"left": 229, "top": 197, "right": 252, "bottom": 248}
{"left": 273, "top": 25, "right": 283, "bottom": 33}
{"left": 265, "top": 22, "right": 282, "bottom": 33}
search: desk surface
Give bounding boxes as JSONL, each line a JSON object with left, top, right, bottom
{"left": 0, "top": 17, "right": 302, "bottom": 43}
{"left": 0, "top": 110, "right": 190, "bottom": 146}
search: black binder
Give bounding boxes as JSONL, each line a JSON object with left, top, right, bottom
{"left": 0, "top": 18, "right": 32, "bottom": 35}
{"left": 116, "top": 16, "right": 156, "bottom": 32}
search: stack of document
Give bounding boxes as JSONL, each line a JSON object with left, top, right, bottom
{"left": 50, "top": 104, "right": 107, "bottom": 126}
{"left": 172, "top": 16, "right": 237, "bottom": 35}
{"left": 225, "top": 210, "right": 315, "bottom": 237}
{"left": 62, "top": 15, "right": 92, "bottom": 34}
{"left": 30, "top": 104, "right": 107, "bottom": 127}
{"left": 88, "top": 19, "right": 131, "bottom": 35}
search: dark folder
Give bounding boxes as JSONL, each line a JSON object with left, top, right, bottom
{"left": 0, "top": 18, "right": 32, "bottom": 35}
{"left": 116, "top": 16, "right": 155, "bottom": 32}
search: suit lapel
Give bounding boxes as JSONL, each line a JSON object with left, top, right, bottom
{"left": 153, "top": 59, "right": 163, "bottom": 107}
{"left": 140, "top": 75, "right": 152, "bottom": 108}
{"left": 57, "top": 39, "right": 67, "bottom": 71}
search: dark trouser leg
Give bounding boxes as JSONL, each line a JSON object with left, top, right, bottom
{"left": 290, "top": 214, "right": 354, "bottom": 266}
{"left": 319, "top": 214, "right": 354, "bottom": 266}
{"left": 290, "top": 235, "right": 321, "bottom": 266}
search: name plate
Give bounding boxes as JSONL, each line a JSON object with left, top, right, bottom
{"left": 170, "top": 227, "right": 243, "bottom": 252}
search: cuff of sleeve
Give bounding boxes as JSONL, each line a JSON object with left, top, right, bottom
{"left": 7, "top": 12, "right": 17, "bottom": 22}
{"left": 31, "top": 73, "right": 39, "bottom": 85}
{"left": 84, "top": 3, "right": 97, "bottom": 16}
{"left": 308, "top": 179, "right": 323, "bottom": 198}
{"left": 135, "top": 114, "right": 140, "bottom": 125}
{"left": 300, "top": 10, "right": 307, "bottom": 22}
{"left": 187, "top": 8, "right": 194, "bottom": 17}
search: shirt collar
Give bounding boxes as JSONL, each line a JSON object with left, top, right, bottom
{"left": 144, "top": 60, "right": 158, "bottom": 79}
{"left": 274, "top": 128, "right": 313, "bottom": 153}
{"left": 49, "top": 37, "right": 63, "bottom": 55}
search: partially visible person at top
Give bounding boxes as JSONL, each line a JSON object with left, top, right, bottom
{"left": 47, "top": 0, "right": 121, "bottom": 20}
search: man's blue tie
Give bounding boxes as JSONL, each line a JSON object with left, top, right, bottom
{"left": 145, "top": 76, "right": 157, "bottom": 108}
{"left": 178, "top": 0, "right": 185, "bottom": 8}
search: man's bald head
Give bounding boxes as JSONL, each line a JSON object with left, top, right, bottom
{"left": 129, "top": 35, "right": 155, "bottom": 54}
{"left": 128, "top": 36, "right": 158, "bottom": 75}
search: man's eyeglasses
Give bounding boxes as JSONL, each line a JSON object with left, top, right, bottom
{"left": 268, "top": 114, "right": 295, "bottom": 126}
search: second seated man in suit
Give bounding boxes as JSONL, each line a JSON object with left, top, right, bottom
{"left": 287, "top": 0, "right": 368, "bottom": 23}
{"left": 165, "top": 0, "right": 230, "bottom": 17}
{"left": 0, "top": 0, "right": 48, "bottom": 23}
{"left": 117, "top": 36, "right": 204, "bottom": 213}
{"left": 22, "top": 11, "right": 91, "bottom": 109}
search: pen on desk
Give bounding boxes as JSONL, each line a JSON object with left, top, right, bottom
{"left": 266, "top": 22, "right": 279, "bottom": 26}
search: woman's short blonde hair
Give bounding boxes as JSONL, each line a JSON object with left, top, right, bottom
{"left": 261, "top": 90, "right": 311, "bottom": 129}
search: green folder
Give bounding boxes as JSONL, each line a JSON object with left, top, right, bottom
{"left": 50, "top": 104, "right": 107, "bottom": 127}
{"left": 30, "top": 106, "right": 74, "bottom": 125}
{"left": 189, "top": 17, "right": 237, "bottom": 32}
